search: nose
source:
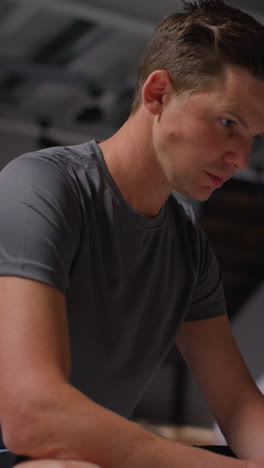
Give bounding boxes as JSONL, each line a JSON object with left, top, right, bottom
{"left": 223, "top": 151, "right": 249, "bottom": 171}
{"left": 223, "top": 140, "right": 252, "bottom": 171}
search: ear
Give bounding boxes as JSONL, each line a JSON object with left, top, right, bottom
{"left": 142, "top": 70, "right": 175, "bottom": 115}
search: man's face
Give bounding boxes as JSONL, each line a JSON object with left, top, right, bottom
{"left": 152, "top": 66, "right": 264, "bottom": 201}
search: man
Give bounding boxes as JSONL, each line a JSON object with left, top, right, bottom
{"left": 1, "top": 0, "right": 264, "bottom": 467}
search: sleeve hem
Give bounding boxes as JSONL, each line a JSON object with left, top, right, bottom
{"left": 0, "top": 263, "right": 66, "bottom": 295}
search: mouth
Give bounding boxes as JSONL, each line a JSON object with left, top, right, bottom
{"left": 205, "top": 171, "right": 227, "bottom": 188}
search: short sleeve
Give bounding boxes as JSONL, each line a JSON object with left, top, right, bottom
{"left": 0, "top": 153, "right": 82, "bottom": 294}
{"left": 185, "top": 225, "right": 227, "bottom": 321}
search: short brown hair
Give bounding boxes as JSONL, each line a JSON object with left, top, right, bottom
{"left": 131, "top": 0, "right": 264, "bottom": 113}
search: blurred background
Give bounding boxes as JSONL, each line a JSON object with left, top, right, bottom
{"left": 1, "top": 0, "right": 264, "bottom": 444}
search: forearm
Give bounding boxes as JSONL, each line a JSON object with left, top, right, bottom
{"left": 16, "top": 462, "right": 101, "bottom": 468}
{"left": 2, "top": 381, "right": 256, "bottom": 468}
{"left": 220, "top": 389, "right": 264, "bottom": 461}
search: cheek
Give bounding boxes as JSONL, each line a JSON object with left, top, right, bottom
{"left": 186, "top": 122, "right": 219, "bottom": 154}
{"left": 155, "top": 107, "right": 184, "bottom": 143}
{"left": 155, "top": 111, "right": 220, "bottom": 160}
{"left": 152, "top": 119, "right": 175, "bottom": 154}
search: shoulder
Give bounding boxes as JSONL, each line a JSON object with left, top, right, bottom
{"left": 1, "top": 139, "right": 99, "bottom": 175}
{"left": 0, "top": 140, "right": 99, "bottom": 200}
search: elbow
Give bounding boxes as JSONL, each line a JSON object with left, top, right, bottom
{"left": 1, "top": 399, "right": 58, "bottom": 458}
{"left": 2, "top": 407, "right": 43, "bottom": 456}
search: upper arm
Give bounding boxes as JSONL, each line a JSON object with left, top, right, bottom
{"left": 176, "top": 315, "right": 258, "bottom": 429}
{"left": 0, "top": 276, "right": 70, "bottom": 438}
{"left": 0, "top": 154, "right": 82, "bottom": 294}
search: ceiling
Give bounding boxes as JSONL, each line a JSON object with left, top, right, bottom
{"left": 0, "top": 0, "right": 264, "bottom": 150}
{"left": 1, "top": 0, "right": 264, "bottom": 317}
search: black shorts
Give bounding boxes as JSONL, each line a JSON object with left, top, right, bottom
{"left": 0, "top": 451, "right": 30, "bottom": 468}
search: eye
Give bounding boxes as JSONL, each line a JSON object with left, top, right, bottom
{"left": 221, "top": 117, "right": 235, "bottom": 129}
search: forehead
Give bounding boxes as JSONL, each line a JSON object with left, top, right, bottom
{"left": 212, "top": 66, "right": 264, "bottom": 136}
{"left": 220, "top": 66, "right": 264, "bottom": 97}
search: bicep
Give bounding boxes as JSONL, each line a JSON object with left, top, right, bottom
{"left": 176, "top": 315, "right": 257, "bottom": 427}
{"left": 0, "top": 276, "right": 70, "bottom": 411}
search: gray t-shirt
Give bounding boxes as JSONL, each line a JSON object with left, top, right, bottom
{"left": 0, "top": 140, "right": 226, "bottom": 418}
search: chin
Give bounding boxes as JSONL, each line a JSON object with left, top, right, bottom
{"left": 196, "top": 190, "right": 215, "bottom": 202}
{"left": 186, "top": 188, "right": 214, "bottom": 202}
{"left": 171, "top": 180, "right": 214, "bottom": 201}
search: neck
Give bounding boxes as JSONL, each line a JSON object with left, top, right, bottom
{"left": 98, "top": 109, "right": 171, "bottom": 218}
